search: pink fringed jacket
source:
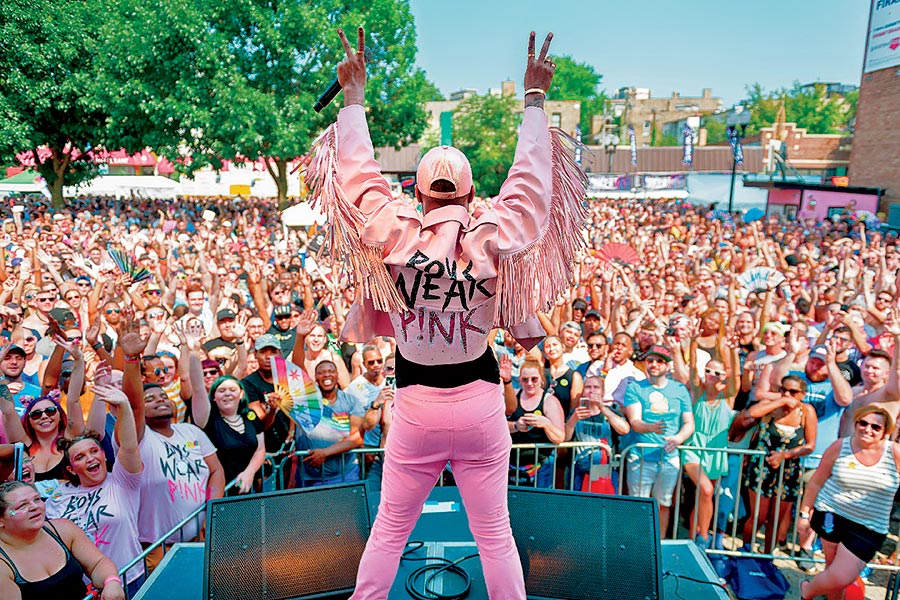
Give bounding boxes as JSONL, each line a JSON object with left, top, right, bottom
{"left": 307, "top": 104, "right": 587, "bottom": 365}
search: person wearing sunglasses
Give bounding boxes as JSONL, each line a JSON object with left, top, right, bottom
{"left": 623, "top": 344, "right": 695, "bottom": 539}
{"left": 797, "top": 405, "right": 900, "bottom": 600}
{"left": 742, "top": 375, "right": 818, "bottom": 554}
{"left": 678, "top": 337, "right": 741, "bottom": 550}
{"left": 0, "top": 391, "right": 68, "bottom": 487}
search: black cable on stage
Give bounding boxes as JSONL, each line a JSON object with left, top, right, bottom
{"left": 663, "top": 570, "right": 729, "bottom": 600}
{"left": 402, "top": 541, "right": 480, "bottom": 600}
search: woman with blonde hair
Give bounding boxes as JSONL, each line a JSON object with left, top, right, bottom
{"left": 507, "top": 358, "right": 566, "bottom": 488}
{"left": 798, "top": 404, "right": 900, "bottom": 600}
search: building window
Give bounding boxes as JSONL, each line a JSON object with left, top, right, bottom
{"left": 551, "top": 113, "right": 561, "bottom": 128}
{"left": 642, "top": 121, "right": 652, "bottom": 137}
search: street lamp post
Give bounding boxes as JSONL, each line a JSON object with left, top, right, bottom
{"left": 726, "top": 110, "right": 751, "bottom": 213}
{"left": 602, "top": 133, "right": 620, "bottom": 173}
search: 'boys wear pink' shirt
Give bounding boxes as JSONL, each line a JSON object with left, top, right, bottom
{"left": 45, "top": 461, "right": 143, "bottom": 583}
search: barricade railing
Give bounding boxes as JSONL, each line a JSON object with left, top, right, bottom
{"left": 265, "top": 441, "right": 614, "bottom": 491}
{"left": 80, "top": 479, "right": 238, "bottom": 600}
{"left": 619, "top": 443, "right": 900, "bottom": 575}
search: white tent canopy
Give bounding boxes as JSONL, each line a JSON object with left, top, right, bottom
{"left": 282, "top": 202, "right": 326, "bottom": 227}
{"left": 64, "top": 175, "right": 182, "bottom": 199}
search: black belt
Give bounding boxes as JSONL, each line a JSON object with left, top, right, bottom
{"left": 395, "top": 347, "right": 500, "bottom": 389}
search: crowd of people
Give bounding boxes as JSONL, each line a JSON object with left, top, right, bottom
{"left": 0, "top": 189, "right": 898, "bottom": 599}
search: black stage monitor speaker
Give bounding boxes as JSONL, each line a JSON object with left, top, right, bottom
{"left": 204, "top": 482, "right": 371, "bottom": 600}
{"left": 508, "top": 488, "right": 662, "bottom": 600}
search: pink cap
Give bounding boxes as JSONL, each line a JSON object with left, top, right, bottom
{"left": 415, "top": 146, "right": 473, "bottom": 200}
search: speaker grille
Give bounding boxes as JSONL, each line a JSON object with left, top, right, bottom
{"left": 205, "top": 483, "right": 370, "bottom": 600}
{"left": 508, "top": 489, "right": 661, "bottom": 600}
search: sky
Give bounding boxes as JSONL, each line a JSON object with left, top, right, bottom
{"left": 408, "top": 0, "right": 872, "bottom": 106}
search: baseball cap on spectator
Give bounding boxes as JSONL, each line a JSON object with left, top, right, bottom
{"left": 273, "top": 304, "right": 292, "bottom": 319}
{"left": 254, "top": 334, "right": 281, "bottom": 352}
{"left": 584, "top": 309, "right": 602, "bottom": 321}
{"left": 10, "top": 258, "right": 22, "bottom": 268}
{"left": 645, "top": 345, "right": 673, "bottom": 362}
{"left": 75, "top": 275, "right": 92, "bottom": 285}
{"left": 809, "top": 345, "right": 828, "bottom": 361}
{"left": 6, "top": 345, "right": 26, "bottom": 358}
{"left": 561, "top": 321, "right": 582, "bottom": 334}
{"left": 785, "top": 254, "right": 800, "bottom": 267}
{"left": 416, "top": 146, "right": 473, "bottom": 200}
{"left": 762, "top": 322, "right": 790, "bottom": 336}
{"left": 216, "top": 309, "right": 236, "bottom": 322}
{"left": 572, "top": 298, "right": 588, "bottom": 312}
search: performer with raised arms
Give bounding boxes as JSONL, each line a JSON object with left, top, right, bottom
{"left": 308, "top": 26, "right": 587, "bottom": 599}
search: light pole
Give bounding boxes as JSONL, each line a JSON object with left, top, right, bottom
{"left": 602, "top": 133, "right": 620, "bottom": 173}
{"left": 726, "top": 110, "right": 751, "bottom": 213}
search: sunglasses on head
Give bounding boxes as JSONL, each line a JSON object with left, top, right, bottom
{"left": 29, "top": 406, "right": 59, "bottom": 420}
{"left": 857, "top": 418, "right": 884, "bottom": 432}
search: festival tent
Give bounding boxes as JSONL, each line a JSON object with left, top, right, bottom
{"left": 0, "top": 170, "right": 49, "bottom": 196}
{"left": 64, "top": 175, "right": 182, "bottom": 199}
{"left": 281, "top": 202, "right": 326, "bottom": 227}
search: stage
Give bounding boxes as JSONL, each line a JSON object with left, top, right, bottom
{"left": 135, "top": 486, "right": 728, "bottom": 600}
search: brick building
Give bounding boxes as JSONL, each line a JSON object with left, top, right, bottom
{"left": 423, "top": 81, "right": 581, "bottom": 143}
{"left": 849, "top": 67, "right": 900, "bottom": 210}
{"left": 745, "top": 122, "right": 852, "bottom": 178}
{"left": 849, "top": 0, "right": 900, "bottom": 211}
{"left": 600, "top": 87, "right": 723, "bottom": 144}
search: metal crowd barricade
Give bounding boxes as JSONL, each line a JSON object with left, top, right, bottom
{"left": 618, "top": 443, "right": 900, "bottom": 577}
{"left": 266, "top": 441, "right": 614, "bottom": 491}
{"left": 81, "top": 479, "right": 238, "bottom": 600}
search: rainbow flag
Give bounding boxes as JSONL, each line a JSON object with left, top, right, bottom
{"left": 270, "top": 357, "right": 322, "bottom": 434}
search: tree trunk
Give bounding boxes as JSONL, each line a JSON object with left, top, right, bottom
{"left": 275, "top": 158, "right": 288, "bottom": 210}
{"left": 263, "top": 157, "right": 290, "bottom": 209}
{"left": 49, "top": 177, "right": 65, "bottom": 209}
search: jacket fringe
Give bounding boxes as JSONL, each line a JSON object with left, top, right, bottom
{"left": 306, "top": 124, "right": 407, "bottom": 314}
{"left": 496, "top": 128, "right": 588, "bottom": 327}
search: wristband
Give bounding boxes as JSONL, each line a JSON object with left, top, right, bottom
{"left": 524, "top": 88, "right": 546, "bottom": 96}
{"left": 234, "top": 339, "right": 244, "bottom": 346}
{"left": 502, "top": 379, "right": 512, "bottom": 385}
{"left": 91, "top": 342, "right": 103, "bottom": 350}
{"left": 103, "top": 575, "right": 122, "bottom": 587}
{"left": 123, "top": 355, "right": 141, "bottom": 364}
{"left": 799, "top": 510, "right": 811, "bottom": 520}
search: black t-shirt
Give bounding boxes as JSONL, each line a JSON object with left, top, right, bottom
{"left": 242, "top": 371, "right": 292, "bottom": 453}
{"left": 266, "top": 324, "right": 296, "bottom": 356}
{"left": 202, "top": 404, "right": 262, "bottom": 487}
{"left": 836, "top": 357, "right": 862, "bottom": 388}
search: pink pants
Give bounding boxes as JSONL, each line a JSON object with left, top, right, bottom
{"left": 350, "top": 379, "right": 526, "bottom": 600}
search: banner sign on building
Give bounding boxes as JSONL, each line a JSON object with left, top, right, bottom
{"left": 682, "top": 125, "right": 694, "bottom": 166}
{"left": 628, "top": 125, "right": 637, "bottom": 166}
{"left": 865, "top": 0, "right": 900, "bottom": 73}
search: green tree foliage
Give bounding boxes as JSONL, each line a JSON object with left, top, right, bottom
{"left": 95, "top": 0, "right": 435, "bottom": 205}
{"left": 451, "top": 94, "right": 520, "bottom": 197}
{"left": 0, "top": 0, "right": 108, "bottom": 207}
{"left": 743, "top": 82, "right": 856, "bottom": 137}
{"left": 544, "top": 56, "right": 605, "bottom": 141}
